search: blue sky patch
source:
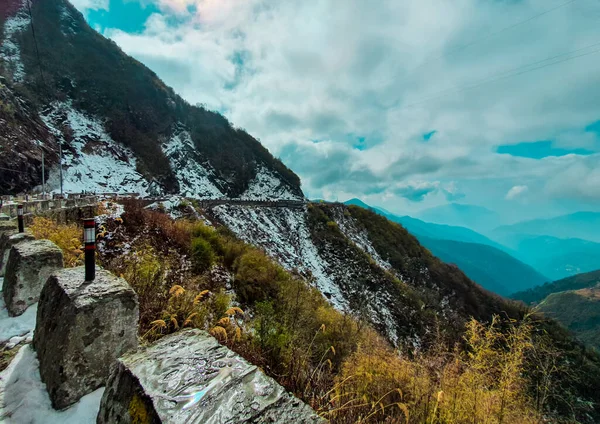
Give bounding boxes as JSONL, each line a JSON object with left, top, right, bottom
{"left": 423, "top": 130, "right": 437, "bottom": 141}
{"left": 87, "top": 0, "right": 158, "bottom": 33}
{"left": 496, "top": 140, "right": 595, "bottom": 159}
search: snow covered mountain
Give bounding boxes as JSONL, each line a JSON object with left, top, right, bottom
{"left": 0, "top": 0, "right": 303, "bottom": 200}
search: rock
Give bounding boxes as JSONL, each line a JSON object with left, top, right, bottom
{"left": 34, "top": 266, "right": 139, "bottom": 410}
{"left": 0, "top": 231, "right": 35, "bottom": 276}
{"left": 2, "top": 239, "right": 64, "bottom": 316}
{"left": 0, "top": 213, "right": 10, "bottom": 221}
{"left": 97, "top": 329, "right": 324, "bottom": 424}
{"left": 0, "top": 220, "right": 17, "bottom": 235}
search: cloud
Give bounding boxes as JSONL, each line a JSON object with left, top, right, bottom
{"left": 506, "top": 185, "right": 529, "bottom": 200}
{"left": 80, "top": 0, "right": 600, "bottom": 216}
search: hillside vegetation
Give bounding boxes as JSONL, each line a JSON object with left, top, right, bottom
{"left": 37, "top": 202, "right": 600, "bottom": 423}
{"left": 512, "top": 269, "right": 600, "bottom": 305}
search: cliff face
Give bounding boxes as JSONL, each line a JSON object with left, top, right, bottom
{"left": 0, "top": 0, "right": 303, "bottom": 199}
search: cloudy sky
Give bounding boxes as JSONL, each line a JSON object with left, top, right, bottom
{"left": 72, "top": 0, "right": 600, "bottom": 222}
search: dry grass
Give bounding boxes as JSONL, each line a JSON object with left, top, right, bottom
{"left": 29, "top": 216, "right": 83, "bottom": 267}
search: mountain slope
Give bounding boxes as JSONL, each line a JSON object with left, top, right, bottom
{"left": 343, "top": 199, "right": 547, "bottom": 295}
{"left": 512, "top": 269, "right": 600, "bottom": 305}
{"left": 493, "top": 212, "right": 600, "bottom": 243}
{"left": 0, "top": 0, "right": 303, "bottom": 199}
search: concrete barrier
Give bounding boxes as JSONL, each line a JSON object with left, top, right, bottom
{"left": 0, "top": 231, "right": 35, "bottom": 276}
{"left": 97, "top": 329, "right": 324, "bottom": 424}
{"left": 2, "top": 239, "right": 64, "bottom": 316}
{"left": 34, "top": 266, "right": 139, "bottom": 410}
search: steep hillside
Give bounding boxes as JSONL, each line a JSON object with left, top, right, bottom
{"left": 493, "top": 211, "right": 600, "bottom": 243}
{"left": 537, "top": 285, "right": 600, "bottom": 350}
{"left": 210, "top": 202, "right": 524, "bottom": 348}
{"left": 343, "top": 199, "right": 547, "bottom": 295}
{"left": 0, "top": 0, "right": 302, "bottom": 199}
{"left": 512, "top": 269, "right": 600, "bottom": 305}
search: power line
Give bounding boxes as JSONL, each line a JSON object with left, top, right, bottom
{"left": 401, "top": 43, "right": 600, "bottom": 109}
{"left": 412, "top": 0, "right": 579, "bottom": 72}
{"left": 0, "top": 165, "right": 29, "bottom": 174}
{"left": 25, "top": 0, "right": 46, "bottom": 93}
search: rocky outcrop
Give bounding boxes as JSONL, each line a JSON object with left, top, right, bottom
{"left": 34, "top": 267, "right": 139, "bottom": 410}
{"left": 2, "top": 239, "right": 63, "bottom": 316}
{"left": 97, "top": 329, "right": 324, "bottom": 424}
{"left": 0, "top": 231, "right": 34, "bottom": 276}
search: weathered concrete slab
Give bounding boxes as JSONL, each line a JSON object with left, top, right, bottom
{"left": 0, "top": 231, "right": 35, "bottom": 277}
{"left": 0, "top": 213, "right": 9, "bottom": 221}
{"left": 97, "top": 329, "right": 324, "bottom": 424}
{"left": 34, "top": 267, "right": 139, "bottom": 410}
{"left": 3, "top": 240, "right": 64, "bottom": 316}
{"left": 0, "top": 220, "right": 17, "bottom": 235}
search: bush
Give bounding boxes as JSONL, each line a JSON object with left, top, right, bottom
{"left": 233, "top": 250, "right": 284, "bottom": 303}
{"left": 191, "top": 237, "right": 215, "bottom": 273}
{"left": 29, "top": 217, "right": 83, "bottom": 267}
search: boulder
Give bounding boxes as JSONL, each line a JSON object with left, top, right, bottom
{"left": 0, "top": 231, "right": 35, "bottom": 276}
{"left": 0, "top": 220, "right": 17, "bottom": 235}
{"left": 34, "top": 267, "right": 139, "bottom": 410}
{"left": 97, "top": 329, "right": 324, "bottom": 424}
{"left": 2, "top": 239, "right": 64, "bottom": 316}
{"left": 0, "top": 213, "right": 9, "bottom": 221}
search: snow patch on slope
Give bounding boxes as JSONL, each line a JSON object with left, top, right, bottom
{"left": 0, "top": 0, "right": 29, "bottom": 83}
{"left": 332, "top": 208, "right": 392, "bottom": 271}
{"left": 212, "top": 205, "right": 347, "bottom": 310}
{"left": 162, "top": 126, "right": 224, "bottom": 199}
{"left": 40, "top": 101, "right": 151, "bottom": 195}
{"left": 240, "top": 165, "right": 303, "bottom": 201}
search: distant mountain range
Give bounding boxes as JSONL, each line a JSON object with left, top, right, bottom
{"left": 493, "top": 212, "right": 600, "bottom": 243}
{"left": 344, "top": 199, "right": 549, "bottom": 295}
{"left": 415, "top": 203, "right": 501, "bottom": 233}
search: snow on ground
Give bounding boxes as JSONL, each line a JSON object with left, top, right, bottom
{"left": 162, "top": 126, "right": 224, "bottom": 199}
{"left": 0, "top": 345, "right": 104, "bottom": 423}
{"left": 331, "top": 208, "right": 392, "bottom": 271}
{"left": 239, "top": 164, "right": 302, "bottom": 201}
{"left": 0, "top": 0, "right": 29, "bottom": 83}
{"left": 40, "top": 101, "right": 151, "bottom": 196}
{"left": 213, "top": 205, "right": 348, "bottom": 310}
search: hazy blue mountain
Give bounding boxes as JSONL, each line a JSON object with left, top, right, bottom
{"left": 496, "top": 234, "right": 600, "bottom": 280}
{"left": 493, "top": 212, "right": 600, "bottom": 243}
{"left": 415, "top": 203, "right": 501, "bottom": 232}
{"left": 512, "top": 269, "right": 600, "bottom": 305}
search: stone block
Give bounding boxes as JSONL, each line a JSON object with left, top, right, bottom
{"left": 34, "top": 267, "right": 139, "bottom": 410}
{"left": 3, "top": 239, "right": 64, "bottom": 316}
{"left": 97, "top": 329, "right": 324, "bottom": 424}
{"left": 0, "top": 213, "right": 9, "bottom": 221}
{"left": 0, "top": 231, "right": 35, "bottom": 276}
{"left": 0, "top": 220, "right": 17, "bottom": 235}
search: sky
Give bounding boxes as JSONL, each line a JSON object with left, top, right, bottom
{"left": 71, "top": 0, "right": 600, "bottom": 223}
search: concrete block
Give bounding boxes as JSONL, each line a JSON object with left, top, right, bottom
{"left": 3, "top": 240, "right": 64, "bottom": 316}
{"left": 0, "top": 213, "right": 9, "bottom": 221}
{"left": 0, "top": 220, "right": 17, "bottom": 235}
{"left": 97, "top": 329, "right": 324, "bottom": 424}
{"left": 0, "top": 231, "right": 35, "bottom": 276}
{"left": 34, "top": 267, "right": 139, "bottom": 410}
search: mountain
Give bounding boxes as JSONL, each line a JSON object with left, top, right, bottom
{"left": 497, "top": 234, "right": 600, "bottom": 280}
{"left": 493, "top": 212, "right": 600, "bottom": 243}
{"left": 416, "top": 236, "right": 549, "bottom": 296}
{"left": 343, "top": 199, "right": 547, "bottom": 295}
{"left": 0, "top": 0, "right": 302, "bottom": 200}
{"left": 415, "top": 203, "right": 501, "bottom": 232}
{"left": 512, "top": 269, "right": 600, "bottom": 305}
{"left": 512, "top": 270, "right": 600, "bottom": 351}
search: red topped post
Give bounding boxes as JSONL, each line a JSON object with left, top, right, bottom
{"left": 17, "top": 204, "right": 24, "bottom": 233}
{"left": 83, "top": 218, "right": 96, "bottom": 281}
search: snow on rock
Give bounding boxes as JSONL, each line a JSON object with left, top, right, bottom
{"left": 40, "top": 101, "right": 152, "bottom": 196}
{"left": 0, "top": 0, "right": 29, "bottom": 83}
{"left": 162, "top": 126, "right": 224, "bottom": 199}
{"left": 0, "top": 345, "right": 104, "bottom": 423}
{"left": 212, "top": 205, "right": 348, "bottom": 310}
{"left": 240, "top": 164, "right": 303, "bottom": 201}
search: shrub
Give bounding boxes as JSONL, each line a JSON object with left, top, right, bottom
{"left": 29, "top": 216, "right": 83, "bottom": 267}
{"left": 191, "top": 237, "right": 215, "bottom": 273}
{"left": 233, "top": 250, "right": 284, "bottom": 303}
